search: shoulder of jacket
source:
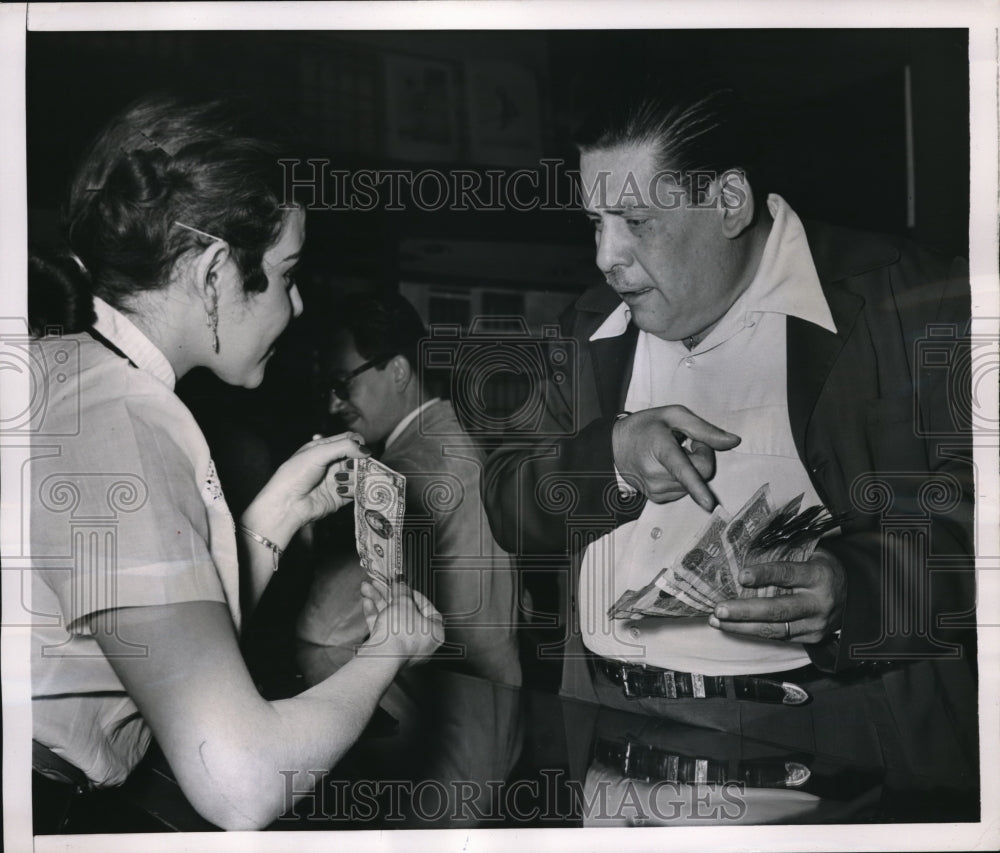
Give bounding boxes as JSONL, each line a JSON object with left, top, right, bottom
{"left": 804, "top": 220, "right": 963, "bottom": 286}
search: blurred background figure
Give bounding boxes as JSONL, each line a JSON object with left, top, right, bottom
{"left": 298, "top": 291, "right": 521, "bottom": 687}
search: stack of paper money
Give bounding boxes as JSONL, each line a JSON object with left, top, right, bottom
{"left": 354, "top": 457, "right": 406, "bottom": 585}
{"left": 609, "top": 484, "right": 847, "bottom": 620}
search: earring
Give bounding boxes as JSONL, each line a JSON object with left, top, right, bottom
{"left": 208, "top": 305, "right": 220, "bottom": 354}
{"left": 206, "top": 272, "right": 220, "bottom": 354}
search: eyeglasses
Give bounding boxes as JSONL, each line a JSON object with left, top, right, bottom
{"left": 329, "top": 355, "right": 392, "bottom": 401}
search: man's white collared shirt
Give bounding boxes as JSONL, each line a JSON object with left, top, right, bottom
{"left": 580, "top": 195, "right": 837, "bottom": 675}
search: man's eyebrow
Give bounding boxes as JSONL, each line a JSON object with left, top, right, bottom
{"left": 582, "top": 197, "right": 652, "bottom": 212}
{"left": 584, "top": 206, "right": 651, "bottom": 216}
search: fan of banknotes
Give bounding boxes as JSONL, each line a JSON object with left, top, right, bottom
{"left": 609, "top": 484, "right": 850, "bottom": 620}
{"left": 354, "top": 457, "right": 407, "bottom": 585}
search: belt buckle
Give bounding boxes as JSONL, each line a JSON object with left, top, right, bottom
{"left": 735, "top": 675, "right": 812, "bottom": 705}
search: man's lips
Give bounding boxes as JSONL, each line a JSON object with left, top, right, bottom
{"left": 616, "top": 287, "right": 655, "bottom": 302}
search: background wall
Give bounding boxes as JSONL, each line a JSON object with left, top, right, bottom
{"left": 26, "top": 28, "right": 971, "bottom": 467}
{"left": 24, "top": 26, "right": 973, "bottom": 692}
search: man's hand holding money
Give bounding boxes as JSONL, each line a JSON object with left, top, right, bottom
{"left": 612, "top": 405, "right": 741, "bottom": 511}
{"left": 708, "top": 548, "right": 847, "bottom": 644}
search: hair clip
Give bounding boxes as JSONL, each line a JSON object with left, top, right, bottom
{"left": 123, "top": 129, "right": 182, "bottom": 158}
{"left": 174, "top": 221, "right": 225, "bottom": 243}
{"left": 64, "top": 250, "right": 89, "bottom": 276}
{"left": 138, "top": 129, "right": 174, "bottom": 156}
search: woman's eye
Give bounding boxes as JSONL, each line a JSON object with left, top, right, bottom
{"left": 626, "top": 218, "right": 647, "bottom": 228}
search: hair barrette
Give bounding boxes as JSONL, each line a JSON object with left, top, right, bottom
{"left": 174, "top": 221, "right": 225, "bottom": 243}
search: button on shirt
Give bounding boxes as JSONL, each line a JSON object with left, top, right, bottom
{"left": 579, "top": 195, "right": 837, "bottom": 676}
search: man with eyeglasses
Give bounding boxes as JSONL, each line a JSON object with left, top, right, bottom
{"left": 296, "top": 291, "right": 522, "bottom": 689}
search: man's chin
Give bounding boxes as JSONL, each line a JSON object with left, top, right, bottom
{"left": 341, "top": 415, "right": 366, "bottom": 437}
{"left": 632, "top": 313, "right": 708, "bottom": 344}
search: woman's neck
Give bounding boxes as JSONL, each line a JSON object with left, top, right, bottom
{"left": 118, "top": 289, "right": 204, "bottom": 381}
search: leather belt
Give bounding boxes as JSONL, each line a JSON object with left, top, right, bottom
{"left": 594, "top": 658, "right": 814, "bottom": 706}
{"left": 594, "top": 735, "right": 812, "bottom": 788}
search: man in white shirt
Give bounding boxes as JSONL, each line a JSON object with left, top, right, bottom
{"left": 298, "top": 292, "right": 521, "bottom": 687}
{"left": 483, "top": 79, "right": 976, "bottom": 787}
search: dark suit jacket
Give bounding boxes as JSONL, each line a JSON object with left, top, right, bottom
{"left": 483, "top": 222, "right": 974, "bottom": 674}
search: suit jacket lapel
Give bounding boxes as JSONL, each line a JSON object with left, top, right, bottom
{"left": 590, "top": 323, "right": 639, "bottom": 418}
{"left": 787, "top": 284, "right": 864, "bottom": 464}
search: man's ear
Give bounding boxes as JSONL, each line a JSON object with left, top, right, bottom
{"left": 718, "top": 169, "right": 755, "bottom": 239}
{"left": 389, "top": 354, "right": 413, "bottom": 390}
{"left": 192, "top": 241, "right": 232, "bottom": 312}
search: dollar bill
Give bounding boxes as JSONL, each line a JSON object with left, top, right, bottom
{"left": 354, "top": 457, "right": 406, "bottom": 585}
{"left": 609, "top": 583, "right": 705, "bottom": 619}
{"left": 675, "top": 512, "right": 741, "bottom": 601}
{"left": 657, "top": 569, "right": 718, "bottom": 612}
{"left": 608, "top": 483, "right": 843, "bottom": 619}
{"left": 724, "top": 484, "right": 774, "bottom": 569}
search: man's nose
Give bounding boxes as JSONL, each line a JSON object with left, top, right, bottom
{"left": 595, "top": 219, "right": 631, "bottom": 274}
{"left": 328, "top": 391, "right": 349, "bottom": 414}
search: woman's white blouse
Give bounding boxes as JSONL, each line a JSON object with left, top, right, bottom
{"left": 30, "top": 298, "right": 240, "bottom": 787}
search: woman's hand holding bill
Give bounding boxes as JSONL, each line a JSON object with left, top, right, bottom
{"left": 359, "top": 580, "right": 444, "bottom": 666}
{"left": 244, "top": 432, "right": 371, "bottom": 550}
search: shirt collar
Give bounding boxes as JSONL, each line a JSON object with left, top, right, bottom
{"left": 589, "top": 194, "right": 836, "bottom": 342}
{"left": 589, "top": 302, "right": 632, "bottom": 341}
{"left": 740, "top": 194, "right": 836, "bottom": 333}
{"left": 92, "top": 296, "right": 177, "bottom": 389}
{"left": 385, "top": 397, "right": 441, "bottom": 450}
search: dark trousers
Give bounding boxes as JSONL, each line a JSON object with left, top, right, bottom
{"left": 560, "top": 655, "right": 979, "bottom": 823}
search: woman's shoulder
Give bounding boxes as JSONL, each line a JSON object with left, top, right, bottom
{"left": 32, "top": 334, "right": 208, "bottom": 473}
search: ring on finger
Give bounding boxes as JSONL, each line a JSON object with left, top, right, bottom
{"left": 783, "top": 621, "right": 791, "bottom": 640}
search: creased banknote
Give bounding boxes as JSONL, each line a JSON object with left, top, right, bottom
{"left": 354, "top": 457, "right": 406, "bottom": 585}
{"left": 609, "top": 484, "right": 847, "bottom": 619}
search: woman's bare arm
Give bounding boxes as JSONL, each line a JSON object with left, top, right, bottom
{"left": 96, "top": 585, "right": 440, "bottom": 830}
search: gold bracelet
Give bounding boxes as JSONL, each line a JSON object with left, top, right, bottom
{"left": 239, "top": 524, "right": 284, "bottom": 572}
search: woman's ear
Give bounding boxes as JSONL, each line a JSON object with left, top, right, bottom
{"left": 192, "top": 241, "right": 232, "bottom": 312}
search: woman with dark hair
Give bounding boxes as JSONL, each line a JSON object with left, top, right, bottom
{"left": 29, "top": 93, "right": 442, "bottom": 831}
